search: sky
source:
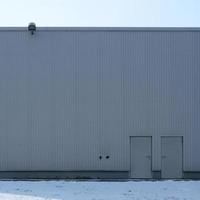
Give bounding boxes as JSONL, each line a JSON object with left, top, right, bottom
{"left": 0, "top": 0, "right": 199, "bottom": 27}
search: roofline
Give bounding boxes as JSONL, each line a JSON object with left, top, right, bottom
{"left": 0, "top": 27, "right": 200, "bottom": 32}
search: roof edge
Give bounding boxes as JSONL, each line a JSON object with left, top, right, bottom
{"left": 0, "top": 27, "right": 200, "bottom": 32}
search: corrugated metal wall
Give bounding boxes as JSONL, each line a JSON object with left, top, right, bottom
{"left": 0, "top": 29, "right": 199, "bottom": 172}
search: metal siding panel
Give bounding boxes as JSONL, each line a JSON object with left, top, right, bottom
{"left": 0, "top": 30, "right": 199, "bottom": 172}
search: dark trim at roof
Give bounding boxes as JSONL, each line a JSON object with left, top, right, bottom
{"left": 0, "top": 27, "right": 200, "bottom": 32}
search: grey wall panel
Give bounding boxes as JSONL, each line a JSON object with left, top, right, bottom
{"left": 0, "top": 29, "right": 199, "bottom": 172}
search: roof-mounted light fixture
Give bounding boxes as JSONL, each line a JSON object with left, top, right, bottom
{"left": 28, "top": 22, "right": 36, "bottom": 35}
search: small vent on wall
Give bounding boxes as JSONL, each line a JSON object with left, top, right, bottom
{"left": 28, "top": 22, "right": 36, "bottom": 35}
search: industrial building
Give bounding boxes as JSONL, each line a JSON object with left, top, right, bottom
{"left": 0, "top": 26, "right": 199, "bottom": 179}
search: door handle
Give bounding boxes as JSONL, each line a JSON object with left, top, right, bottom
{"left": 146, "top": 155, "right": 151, "bottom": 159}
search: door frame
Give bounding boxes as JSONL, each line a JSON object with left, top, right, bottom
{"left": 161, "top": 136, "right": 183, "bottom": 179}
{"left": 129, "top": 136, "right": 152, "bottom": 178}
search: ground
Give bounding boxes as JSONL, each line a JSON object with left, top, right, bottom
{"left": 0, "top": 180, "right": 199, "bottom": 200}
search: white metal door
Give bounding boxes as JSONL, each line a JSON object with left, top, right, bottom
{"left": 161, "top": 136, "right": 183, "bottom": 178}
{"left": 130, "top": 137, "right": 152, "bottom": 178}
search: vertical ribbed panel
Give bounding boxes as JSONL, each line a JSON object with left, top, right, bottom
{"left": 0, "top": 30, "right": 199, "bottom": 171}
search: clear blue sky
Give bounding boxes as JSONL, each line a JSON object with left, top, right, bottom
{"left": 0, "top": 0, "right": 199, "bottom": 27}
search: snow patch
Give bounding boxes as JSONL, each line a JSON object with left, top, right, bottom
{"left": 0, "top": 180, "right": 199, "bottom": 200}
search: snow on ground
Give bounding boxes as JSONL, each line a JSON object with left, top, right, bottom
{"left": 0, "top": 180, "right": 199, "bottom": 200}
